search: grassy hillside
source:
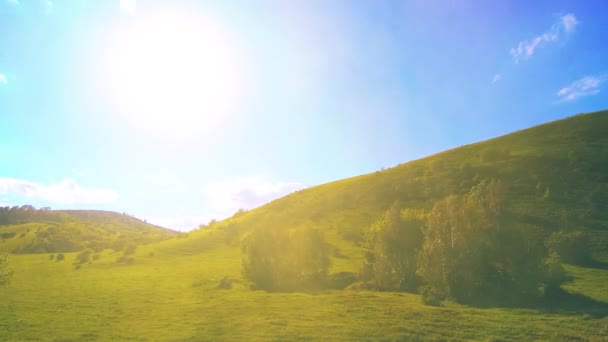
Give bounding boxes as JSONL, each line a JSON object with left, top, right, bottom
{"left": 0, "top": 209, "right": 179, "bottom": 254}
{"left": 1, "top": 110, "right": 608, "bottom": 341}
{"left": 206, "top": 110, "right": 608, "bottom": 259}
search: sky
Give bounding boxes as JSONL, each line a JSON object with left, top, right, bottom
{"left": 1, "top": 0, "right": 607, "bottom": 231}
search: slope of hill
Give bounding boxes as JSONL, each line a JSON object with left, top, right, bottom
{"left": 1, "top": 110, "right": 608, "bottom": 341}
{"left": 195, "top": 110, "right": 608, "bottom": 259}
{"left": 0, "top": 208, "right": 180, "bottom": 254}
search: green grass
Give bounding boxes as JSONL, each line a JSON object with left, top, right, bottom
{"left": 1, "top": 240, "right": 607, "bottom": 341}
{"left": 2, "top": 110, "right": 608, "bottom": 340}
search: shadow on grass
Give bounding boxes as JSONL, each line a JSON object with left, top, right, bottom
{"left": 472, "top": 288, "right": 608, "bottom": 318}
{"left": 584, "top": 259, "right": 608, "bottom": 270}
{"left": 535, "top": 287, "right": 608, "bottom": 318}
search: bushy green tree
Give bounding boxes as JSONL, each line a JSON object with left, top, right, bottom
{"left": 546, "top": 230, "right": 591, "bottom": 265}
{"left": 417, "top": 180, "right": 564, "bottom": 305}
{"left": 0, "top": 254, "right": 13, "bottom": 287}
{"left": 241, "top": 226, "right": 330, "bottom": 291}
{"left": 362, "top": 202, "right": 424, "bottom": 291}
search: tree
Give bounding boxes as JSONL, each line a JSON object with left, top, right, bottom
{"left": 242, "top": 226, "right": 331, "bottom": 291}
{"left": 417, "top": 180, "right": 563, "bottom": 305}
{"left": 546, "top": 230, "right": 591, "bottom": 265}
{"left": 362, "top": 202, "right": 424, "bottom": 291}
{"left": 0, "top": 254, "right": 13, "bottom": 287}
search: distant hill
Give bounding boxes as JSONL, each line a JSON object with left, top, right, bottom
{"left": 193, "top": 110, "right": 608, "bottom": 259}
{"left": 0, "top": 207, "right": 180, "bottom": 253}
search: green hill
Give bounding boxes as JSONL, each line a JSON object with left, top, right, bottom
{"left": 0, "top": 208, "right": 180, "bottom": 254}
{"left": 195, "top": 110, "right": 608, "bottom": 259}
{"left": 1, "top": 110, "right": 608, "bottom": 341}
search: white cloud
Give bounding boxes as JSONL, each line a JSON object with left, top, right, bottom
{"left": 147, "top": 177, "right": 305, "bottom": 232}
{"left": 510, "top": 14, "right": 578, "bottom": 63}
{"left": 0, "top": 177, "right": 119, "bottom": 204}
{"left": 206, "top": 176, "right": 306, "bottom": 218}
{"left": 0, "top": 74, "right": 7, "bottom": 85}
{"left": 149, "top": 215, "right": 212, "bottom": 232}
{"left": 491, "top": 74, "right": 502, "bottom": 84}
{"left": 561, "top": 14, "right": 578, "bottom": 33}
{"left": 120, "top": 0, "right": 136, "bottom": 14}
{"left": 557, "top": 75, "right": 604, "bottom": 102}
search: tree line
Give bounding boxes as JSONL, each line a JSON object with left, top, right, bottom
{"left": 241, "top": 179, "right": 591, "bottom": 305}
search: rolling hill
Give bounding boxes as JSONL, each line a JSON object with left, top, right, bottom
{"left": 191, "top": 109, "right": 608, "bottom": 259}
{"left": 1, "top": 110, "right": 608, "bottom": 341}
{"left": 0, "top": 208, "right": 180, "bottom": 254}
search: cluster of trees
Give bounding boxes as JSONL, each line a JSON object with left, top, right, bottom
{"left": 0, "top": 205, "right": 55, "bottom": 225}
{"left": 363, "top": 180, "right": 571, "bottom": 306}
{"left": 241, "top": 226, "right": 331, "bottom": 291}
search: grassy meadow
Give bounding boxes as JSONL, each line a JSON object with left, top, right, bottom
{"left": 1, "top": 231, "right": 607, "bottom": 341}
{"left": 1, "top": 111, "right": 608, "bottom": 341}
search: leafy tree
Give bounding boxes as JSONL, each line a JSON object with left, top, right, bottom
{"left": 362, "top": 201, "right": 424, "bottom": 291}
{"left": 546, "top": 230, "right": 591, "bottom": 265}
{"left": 0, "top": 254, "right": 13, "bottom": 287}
{"left": 417, "top": 180, "right": 564, "bottom": 305}
{"left": 241, "top": 226, "right": 330, "bottom": 291}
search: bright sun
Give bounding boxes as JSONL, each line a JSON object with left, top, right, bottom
{"left": 106, "top": 12, "right": 239, "bottom": 136}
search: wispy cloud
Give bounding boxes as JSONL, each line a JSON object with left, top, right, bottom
{"left": 0, "top": 74, "right": 7, "bottom": 85}
{"left": 206, "top": 176, "right": 306, "bottom": 218}
{"left": 557, "top": 75, "right": 605, "bottom": 102}
{"left": 149, "top": 215, "right": 212, "bottom": 232}
{"left": 510, "top": 14, "right": 578, "bottom": 63}
{"left": 491, "top": 74, "right": 502, "bottom": 84}
{"left": 120, "top": 0, "right": 136, "bottom": 14}
{"left": 0, "top": 177, "right": 119, "bottom": 204}
{"left": 561, "top": 14, "right": 578, "bottom": 33}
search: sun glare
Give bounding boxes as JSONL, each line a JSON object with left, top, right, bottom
{"left": 106, "top": 12, "right": 239, "bottom": 136}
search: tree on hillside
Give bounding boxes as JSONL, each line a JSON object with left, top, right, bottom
{"left": 0, "top": 254, "right": 13, "bottom": 287}
{"left": 242, "top": 226, "right": 331, "bottom": 291}
{"left": 362, "top": 201, "right": 424, "bottom": 291}
{"left": 546, "top": 229, "right": 591, "bottom": 265}
{"left": 416, "top": 180, "right": 565, "bottom": 305}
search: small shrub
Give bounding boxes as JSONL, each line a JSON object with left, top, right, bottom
{"left": 217, "top": 277, "right": 233, "bottom": 290}
{"left": 418, "top": 285, "right": 443, "bottom": 306}
{"left": 76, "top": 249, "right": 93, "bottom": 264}
{"left": 345, "top": 281, "right": 376, "bottom": 291}
{"left": 49, "top": 254, "right": 55, "bottom": 261}
{"left": 56, "top": 253, "right": 65, "bottom": 262}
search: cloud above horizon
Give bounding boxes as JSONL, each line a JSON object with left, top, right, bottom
{"left": 0, "top": 177, "right": 119, "bottom": 204}
{"left": 557, "top": 75, "right": 604, "bottom": 102}
{"left": 206, "top": 176, "right": 306, "bottom": 218}
{"left": 491, "top": 74, "right": 502, "bottom": 84}
{"left": 510, "top": 14, "right": 578, "bottom": 63}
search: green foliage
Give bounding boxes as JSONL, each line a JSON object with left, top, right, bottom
{"left": 0, "top": 254, "right": 12, "bottom": 287}
{"left": 417, "top": 180, "right": 564, "bottom": 305}
{"left": 55, "top": 253, "right": 64, "bottom": 262}
{"left": 241, "top": 226, "right": 331, "bottom": 291}
{"left": 75, "top": 249, "right": 93, "bottom": 265}
{"left": 0, "top": 209, "right": 179, "bottom": 254}
{"left": 362, "top": 201, "right": 424, "bottom": 291}
{"left": 546, "top": 230, "right": 592, "bottom": 265}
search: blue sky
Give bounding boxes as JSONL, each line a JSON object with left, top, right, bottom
{"left": 1, "top": 0, "right": 607, "bottom": 230}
